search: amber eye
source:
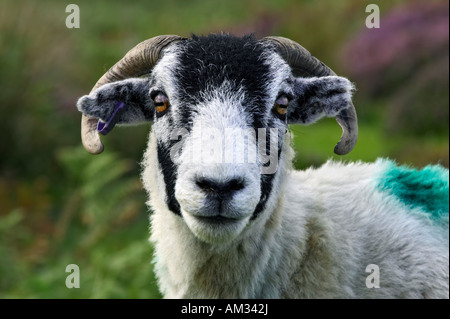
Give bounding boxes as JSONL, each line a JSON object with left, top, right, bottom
{"left": 274, "top": 95, "right": 290, "bottom": 115}
{"left": 154, "top": 93, "right": 169, "bottom": 113}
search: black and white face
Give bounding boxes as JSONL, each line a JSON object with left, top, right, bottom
{"left": 149, "top": 35, "right": 292, "bottom": 243}
{"left": 77, "top": 34, "right": 354, "bottom": 244}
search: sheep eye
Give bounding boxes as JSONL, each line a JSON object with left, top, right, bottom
{"left": 153, "top": 93, "right": 170, "bottom": 113}
{"left": 274, "top": 95, "right": 290, "bottom": 116}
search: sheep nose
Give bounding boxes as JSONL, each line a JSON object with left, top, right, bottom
{"left": 196, "top": 177, "right": 245, "bottom": 199}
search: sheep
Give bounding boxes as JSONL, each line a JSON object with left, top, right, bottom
{"left": 76, "top": 34, "right": 449, "bottom": 298}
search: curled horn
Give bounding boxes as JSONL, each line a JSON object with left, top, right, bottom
{"left": 81, "top": 35, "right": 184, "bottom": 154}
{"left": 261, "top": 36, "right": 358, "bottom": 155}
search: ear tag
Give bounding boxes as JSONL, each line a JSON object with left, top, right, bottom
{"left": 97, "top": 101, "right": 128, "bottom": 135}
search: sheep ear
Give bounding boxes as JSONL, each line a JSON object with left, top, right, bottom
{"left": 288, "top": 76, "right": 355, "bottom": 124}
{"left": 77, "top": 78, "right": 153, "bottom": 127}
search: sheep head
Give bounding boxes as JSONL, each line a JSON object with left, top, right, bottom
{"left": 77, "top": 34, "right": 357, "bottom": 244}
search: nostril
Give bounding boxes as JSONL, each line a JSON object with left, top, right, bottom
{"left": 196, "top": 178, "right": 217, "bottom": 192}
{"left": 195, "top": 177, "right": 245, "bottom": 195}
{"left": 227, "top": 179, "right": 245, "bottom": 192}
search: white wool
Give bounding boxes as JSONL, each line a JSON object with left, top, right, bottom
{"left": 144, "top": 139, "right": 449, "bottom": 298}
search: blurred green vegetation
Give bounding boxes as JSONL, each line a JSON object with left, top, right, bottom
{"left": 0, "top": 0, "right": 448, "bottom": 298}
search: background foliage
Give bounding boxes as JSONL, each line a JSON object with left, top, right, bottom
{"left": 0, "top": 0, "right": 448, "bottom": 298}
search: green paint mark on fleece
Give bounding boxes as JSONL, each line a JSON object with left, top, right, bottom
{"left": 377, "top": 159, "right": 449, "bottom": 221}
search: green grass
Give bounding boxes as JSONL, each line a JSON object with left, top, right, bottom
{"left": 1, "top": 148, "right": 162, "bottom": 299}
{"left": 290, "top": 119, "right": 392, "bottom": 168}
{"left": 290, "top": 116, "right": 449, "bottom": 169}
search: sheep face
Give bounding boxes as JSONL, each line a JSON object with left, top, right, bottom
{"left": 77, "top": 34, "right": 354, "bottom": 244}
{"left": 147, "top": 35, "right": 292, "bottom": 244}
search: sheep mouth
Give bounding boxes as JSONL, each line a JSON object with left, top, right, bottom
{"left": 182, "top": 209, "right": 251, "bottom": 243}
{"left": 194, "top": 215, "right": 242, "bottom": 225}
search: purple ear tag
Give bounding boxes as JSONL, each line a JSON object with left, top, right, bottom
{"left": 97, "top": 101, "right": 128, "bottom": 135}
